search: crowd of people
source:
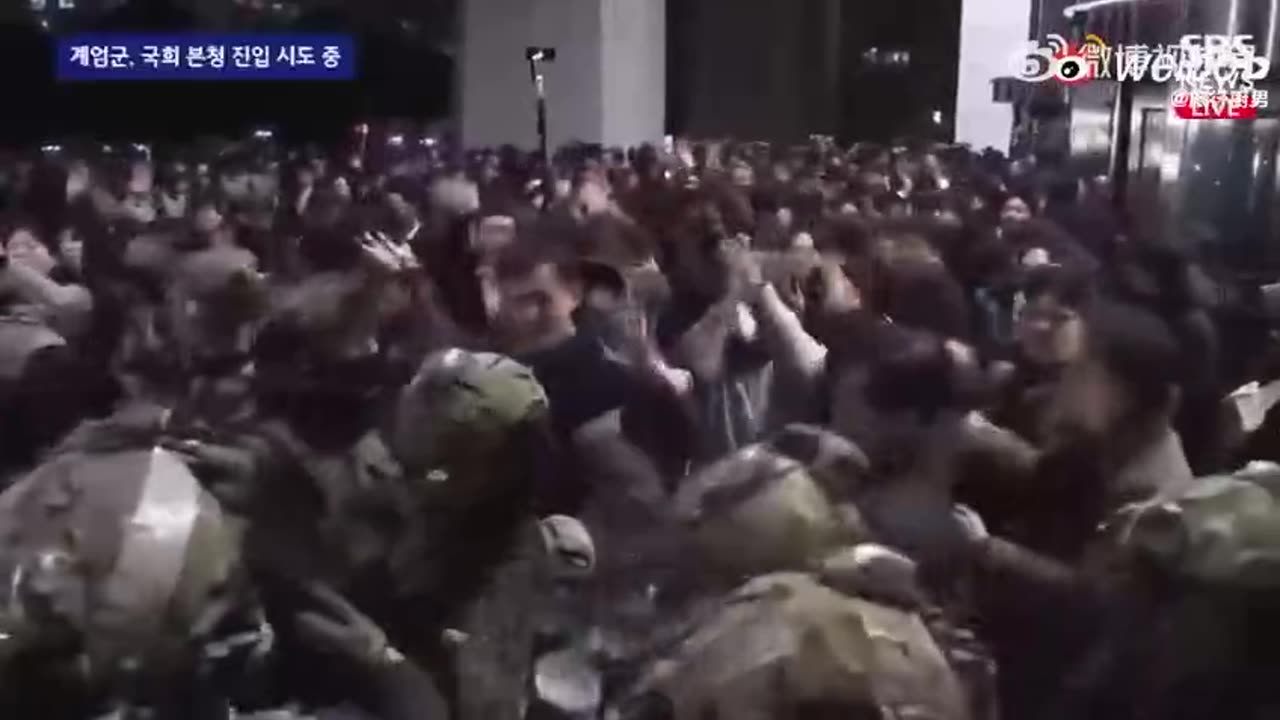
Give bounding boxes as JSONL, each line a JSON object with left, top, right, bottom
{"left": 1, "top": 130, "right": 1279, "bottom": 719}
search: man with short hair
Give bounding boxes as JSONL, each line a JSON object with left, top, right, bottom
{"left": 493, "top": 239, "right": 696, "bottom": 510}
{"left": 493, "top": 242, "right": 637, "bottom": 444}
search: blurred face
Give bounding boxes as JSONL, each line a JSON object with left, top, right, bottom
{"left": 6, "top": 229, "right": 56, "bottom": 276}
{"left": 428, "top": 175, "right": 480, "bottom": 215}
{"left": 1015, "top": 293, "right": 1086, "bottom": 367}
{"left": 730, "top": 163, "right": 755, "bottom": 188}
{"left": 804, "top": 262, "right": 862, "bottom": 319}
{"left": 57, "top": 228, "right": 84, "bottom": 275}
{"left": 66, "top": 162, "right": 91, "bottom": 198}
{"left": 331, "top": 176, "right": 352, "bottom": 201}
{"left": 194, "top": 204, "right": 224, "bottom": 234}
{"left": 572, "top": 180, "right": 611, "bottom": 220}
{"left": 616, "top": 171, "right": 640, "bottom": 192}
{"left": 476, "top": 215, "right": 517, "bottom": 257}
{"left": 246, "top": 171, "right": 278, "bottom": 201}
{"left": 497, "top": 263, "right": 580, "bottom": 355}
{"left": 1000, "top": 196, "right": 1033, "bottom": 225}
{"left": 163, "top": 170, "right": 192, "bottom": 197}
{"left": 583, "top": 286, "right": 622, "bottom": 314}
{"left": 834, "top": 368, "right": 962, "bottom": 472}
{"left": 859, "top": 172, "right": 890, "bottom": 194}
{"left": 121, "top": 190, "right": 157, "bottom": 225}
{"left": 386, "top": 192, "right": 417, "bottom": 230}
{"left": 1050, "top": 354, "right": 1129, "bottom": 438}
{"left": 127, "top": 162, "right": 154, "bottom": 195}
{"left": 673, "top": 211, "right": 733, "bottom": 298}
{"left": 219, "top": 170, "right": 250, "bottom": 200}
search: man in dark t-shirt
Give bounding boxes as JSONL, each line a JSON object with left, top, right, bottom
{"left": 492, "top": 242, "right": 633, "bottom": 439}
{"left": 490, "top": 241, "right": 693, "bottom": 513}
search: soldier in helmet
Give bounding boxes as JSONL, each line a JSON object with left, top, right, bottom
{"left": 195, "top": 226, "right": 431, "bottom": 578}
{"left": 0, "top": 445, "right": 449, "bottom": 719}
{"left": 611, "top": 441, "right": 975, "bottom": 720}
{"left": 0, "top": 446, "right": 250, "bottom": 718}
{"left": 380, "top": 348, "right": 569, "bottom": 720}
{"left": 170, "top": 345, "right": 572, "bottom": 720}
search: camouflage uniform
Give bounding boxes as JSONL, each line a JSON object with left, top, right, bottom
{"left": 0, "top": 446, "right": 255, "bottom": 717}
{"left": 0, "top": 440, "right": 450, "bottom": 720}
{"left": 1052, "top": 462, "right": 1280, "bottom": 719}
{"left": 385, "top": 349, "right": 558, "bottom": 720}
{"left": 615, "top": 442, "right": 974, "bottom": 720}
{"left": 241, "top": 419, "right": 412, "bottom": 586}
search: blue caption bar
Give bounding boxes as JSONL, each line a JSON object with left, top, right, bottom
{"left": 56, "top": 33, "right": 356, "bottom": 81}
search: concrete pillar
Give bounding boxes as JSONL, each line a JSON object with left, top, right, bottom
{"left": 955, "top": 0, "right": 1031, "bottom": 152}
{"left": 458, "top": 0, "right": 665, "bottom": 150}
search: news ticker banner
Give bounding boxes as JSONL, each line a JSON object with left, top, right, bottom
{"left": 56, "top": 33, "right": 356, "bottom": 81}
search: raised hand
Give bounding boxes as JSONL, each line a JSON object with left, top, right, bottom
{"left": 293, "top": 583, "right": 401, "bottom": 671}
{"left": 359, "top": 232, "right": 420, "bottom": 275}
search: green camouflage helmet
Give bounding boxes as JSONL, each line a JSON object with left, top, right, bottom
{"left": 766, "top": 424, "right": 872, "bottom": 503}
{"left": 0, "top": 448, "right": 243, "bottom": 679}
{"left": 1105, "top": 463, "right": 1280, "bottom": 590}
{"left": 628, "top": 573, "right": 971, "bottom": 720}
{"left": 392, "top": 349, "right": 550, "bottom": 477}
{"left": 674, "top": 445, "right": 844, "bottom": 580}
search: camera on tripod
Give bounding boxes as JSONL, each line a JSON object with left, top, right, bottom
{"left": 525, "top": 47, "right": 557, "bottom": 63}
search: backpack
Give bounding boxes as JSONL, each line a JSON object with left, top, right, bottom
{"left": 626, "top": 573, "right": 971, "bottom": 720}
{"left": 674, "top": 445, "right": 844, "bottom": 580}
{"left": 1105, "top": 463, "right": 1280, "bottom": 590}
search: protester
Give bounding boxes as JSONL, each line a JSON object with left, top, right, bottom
{"left": 0, "top": 129, "right": 1278, "bottom": 720}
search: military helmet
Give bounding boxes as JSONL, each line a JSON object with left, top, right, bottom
{"left": 1104, "top": 463, "right": 1280, "bottom": 590}
{"left": 626, "top": 573, "right": 971, "bottom": 720}
{"left": 0, "top": 448, "right": 243, "bottom": 679}
{"left": 539, "top": 515, "right": 597, "bottom": 580}
{"left": 392, "top": 349, "right": 550, "bottom": 478}
{"left": 766, "top": 424, "right": 871, "bottom": 503}
{"left": 674, "top": 444, "right": 844, "bottom": 580}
